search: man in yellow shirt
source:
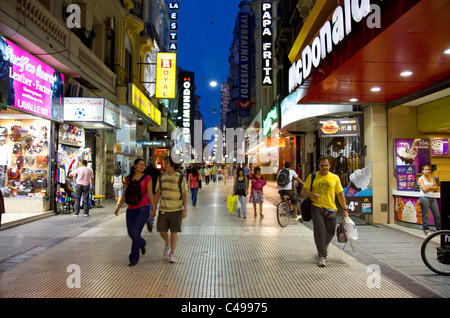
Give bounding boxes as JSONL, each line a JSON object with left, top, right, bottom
{"left": 302, "top": 156, "right": 348, "bottom": 267}
{"left": 154, "top": 156, "right": 187, "bottom": 263}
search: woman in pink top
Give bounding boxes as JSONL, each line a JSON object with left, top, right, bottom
{"left": 114, "top": 158, "right": 156, "bottom": 266}
{"left": 188, "top": 166, "right": 200, "bottom": 207}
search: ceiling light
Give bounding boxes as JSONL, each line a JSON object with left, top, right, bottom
{"left": 444, "top": 48, "right": 450, "bottom": 55}
{"left": 349, "top": 98, "right": 358, "bottom": 102}
{"left": 400, "top": 71, "right": 413, "bottom": 77}
{"left": 371, "top": 87, "right": 381, "bottom": 92}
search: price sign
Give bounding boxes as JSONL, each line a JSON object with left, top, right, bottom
{"left": 345, "top": 196, "right": 373, "bottom": 214}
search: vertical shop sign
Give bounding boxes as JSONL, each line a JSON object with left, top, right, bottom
{"left": 237, "top": 12, "right": 251, "bottom": 116}
{"left": 168, "top": 1, "right": 179, "bottom": 51}
{"left": 0, "top": 36, "right": 64, "bottom": 121}
{"left": 156, "top": 53, "right": 177, "bottom": 99}
{"left": 261, "top": 2, "right": 273, "bottom": 86}
{"left": 178, "top": 71, "right": 194, "bottom": 145}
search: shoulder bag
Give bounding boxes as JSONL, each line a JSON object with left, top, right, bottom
{"left": 300, "top": 172, "right": 316, "bottom": 222}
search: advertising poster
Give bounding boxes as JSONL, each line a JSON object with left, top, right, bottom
{"left": 395, "top": 139, "right": 430, "bottom": 173}
{"left": 0, "top": 36, "right": 64, "bottom": 121}
{"left": 431, "top": 138, "right": 449, "bottom": 156}
{"left": 318, "top": 118, "right": 360, "bottom": 138}
{"left": 343, "top": 163, "right": 373, "bottom": 214}
{"left": 394, "top": 195, "right": 440, "bottom": 226}
{"left": 396, "top": 165, "right": 416, "bottom": 191}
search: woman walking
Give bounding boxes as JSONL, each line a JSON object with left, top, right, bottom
{"left": 114, "top": 158, "right": 155, "bottom": 266}
{"left": 111, "top": 168, "right": 125, "bottom": 206}
{"left": 233, "top": 167, "right": 248, "bottom": 218}
{"left": 188, "top": 166, "right": 200, "bottom": 207}
{"left": 249, "top": 167, "right": 266, "bottom": 218}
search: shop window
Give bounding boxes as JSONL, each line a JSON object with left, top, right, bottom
{"left": 320, "top": 135, "right": 365, "bottom": 188}
{"left": 0, "top": 116, "right": 50, "bottom": 199}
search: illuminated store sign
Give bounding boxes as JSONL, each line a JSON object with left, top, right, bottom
{"left": 263, "top": 106, "right": 278, "bottom": 136}
{"left": 237, "top": 12, "right": 251, "bottom": 116}
{"left": 168, "top": 1, "right": 179, "bottom": 51}
{"left": 178, "top": 72, "right": 194, "bottom": 144}
{"left": 289, "top": 0, "right": 372, "bottom": 93}
{"left": 128, "top": 84, "right": 161, "bottom": 126}
{"left": 261, "top": 2, "right": 273, "bottom": 86}
{"left": 156, "top": 53, "right": 177, "bottom": 99}
{"left": 0, "top": 36, "right": 64, "bottom": 121}
{"left": 64, "top": 97, "right": 122, "bottom": 129}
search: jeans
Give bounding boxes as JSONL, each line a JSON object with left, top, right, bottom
{"left": 191, "top": 187, "right": 199, "bottom": 206}
{"left": 126, "top": 205, "right": 150, "bottom": 263}
{"left": 75, "top": 184, "right": 90, "bottom": 215}
{"left": 311, "top": 205, "right": 337, "bottom": 258}
{"left": 237, "top": 195, "right": 247, "bottom": 217}
{"left": 419, "top": 196, "right": 441, "bottom": 233}
{"left": 212, "top": 175, "right": 217, "bottom": 182}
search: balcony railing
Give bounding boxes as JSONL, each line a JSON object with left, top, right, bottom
{"left": 15, "top": 0, "right": 116, "bottom": 96}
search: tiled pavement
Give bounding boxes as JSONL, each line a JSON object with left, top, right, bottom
{"left": 0, "top": 179, "right": 448, "bottom": 300}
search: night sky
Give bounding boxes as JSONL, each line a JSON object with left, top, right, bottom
{"left": 176, "top": 0, "right": 243, "bottom": 130}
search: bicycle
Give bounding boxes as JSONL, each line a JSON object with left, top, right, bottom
{"left": 276, "top": 192, "right": 302, "bottom": 227}
{"left": 420, "top": 230, "right": 450, "bottom": 276}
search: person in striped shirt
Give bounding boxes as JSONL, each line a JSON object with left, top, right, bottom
{"left": 154, "top": 156, "right": 187, "bottom": 263}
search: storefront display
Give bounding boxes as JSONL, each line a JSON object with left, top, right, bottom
{"left": 393, "top": 191, "right": 440, "bottom": 227}
{"left": 318, "top": 116, "right": 372, "bottom": 215}
{"left": 392, "top": 137, "right": 443, "bottom": 226}
{"left": 0, "top": 114, "right": 50, "bottom": 199}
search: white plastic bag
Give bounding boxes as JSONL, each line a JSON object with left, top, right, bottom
{"left": 235, "top": 197, "right": 242, "bottom": 211}
{"left": 343, "top": 216, "right": 358, "bottom": 242}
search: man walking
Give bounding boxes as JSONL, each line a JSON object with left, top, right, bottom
{"left": 302, "top": 156, "right": 348, "bottom": 267}
{"left": 69, "top": 159, "right": 94, "bottom": 217}
{"left": 154, "top": 156, "right": 188, "bottom": 263}
{"left": 144, "top": 157, "right": 161, "bottom": 232}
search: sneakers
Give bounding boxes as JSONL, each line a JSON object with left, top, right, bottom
{"left": 318, "top": 257, "right": 326, "bottom": 267}
{"left": 163, "top": 243, "right": 171, "bottom": 256}
{"left": 169, "top": 253, "right": 176, "bottom": 263}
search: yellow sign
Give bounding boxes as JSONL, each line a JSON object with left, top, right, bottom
{"left": 156, "top": 53, "right": 177, "bottom": 99}
{"left": 129, "top": 84, "right": 161, "bottom": 126}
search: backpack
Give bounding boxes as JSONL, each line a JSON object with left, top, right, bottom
{"left": 159, "top": 172, "right": 183, "bottom": 199}
{"left": 124, "top": 175, "right": 146, "bottom": 205}
{"left": 277, "top": 169, "right": 290, "bottom": 187}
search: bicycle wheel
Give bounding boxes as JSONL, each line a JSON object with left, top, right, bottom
{"left": 277, "top": 201, "right": 290, "bottom": 227}
{"left": 421, "top": 230, "right": 450, "bottom": 276}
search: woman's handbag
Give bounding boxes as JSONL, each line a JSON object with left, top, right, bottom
{"left": 300, "top": 172, "right": 316, "bottom": 222}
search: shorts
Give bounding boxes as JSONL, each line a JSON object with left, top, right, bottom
{"left": 278, "top": 189, "right": 298, "bottom": 205}
{"left": 114, "top": 187, "right": 123, "bottom": 197}
{"left": 157, "top": 210, "right": 183, "bottom": 232}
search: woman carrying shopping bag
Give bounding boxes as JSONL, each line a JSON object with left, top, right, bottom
{"left": 233, "top": 167, "right": 248, "bottom": 218}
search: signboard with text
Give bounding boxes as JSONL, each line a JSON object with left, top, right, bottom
{"left": 0, "top": 36, "right": 64, "bottom": 121}
{"left": 156, "top": 53, "right": 177, "bottom": 99}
